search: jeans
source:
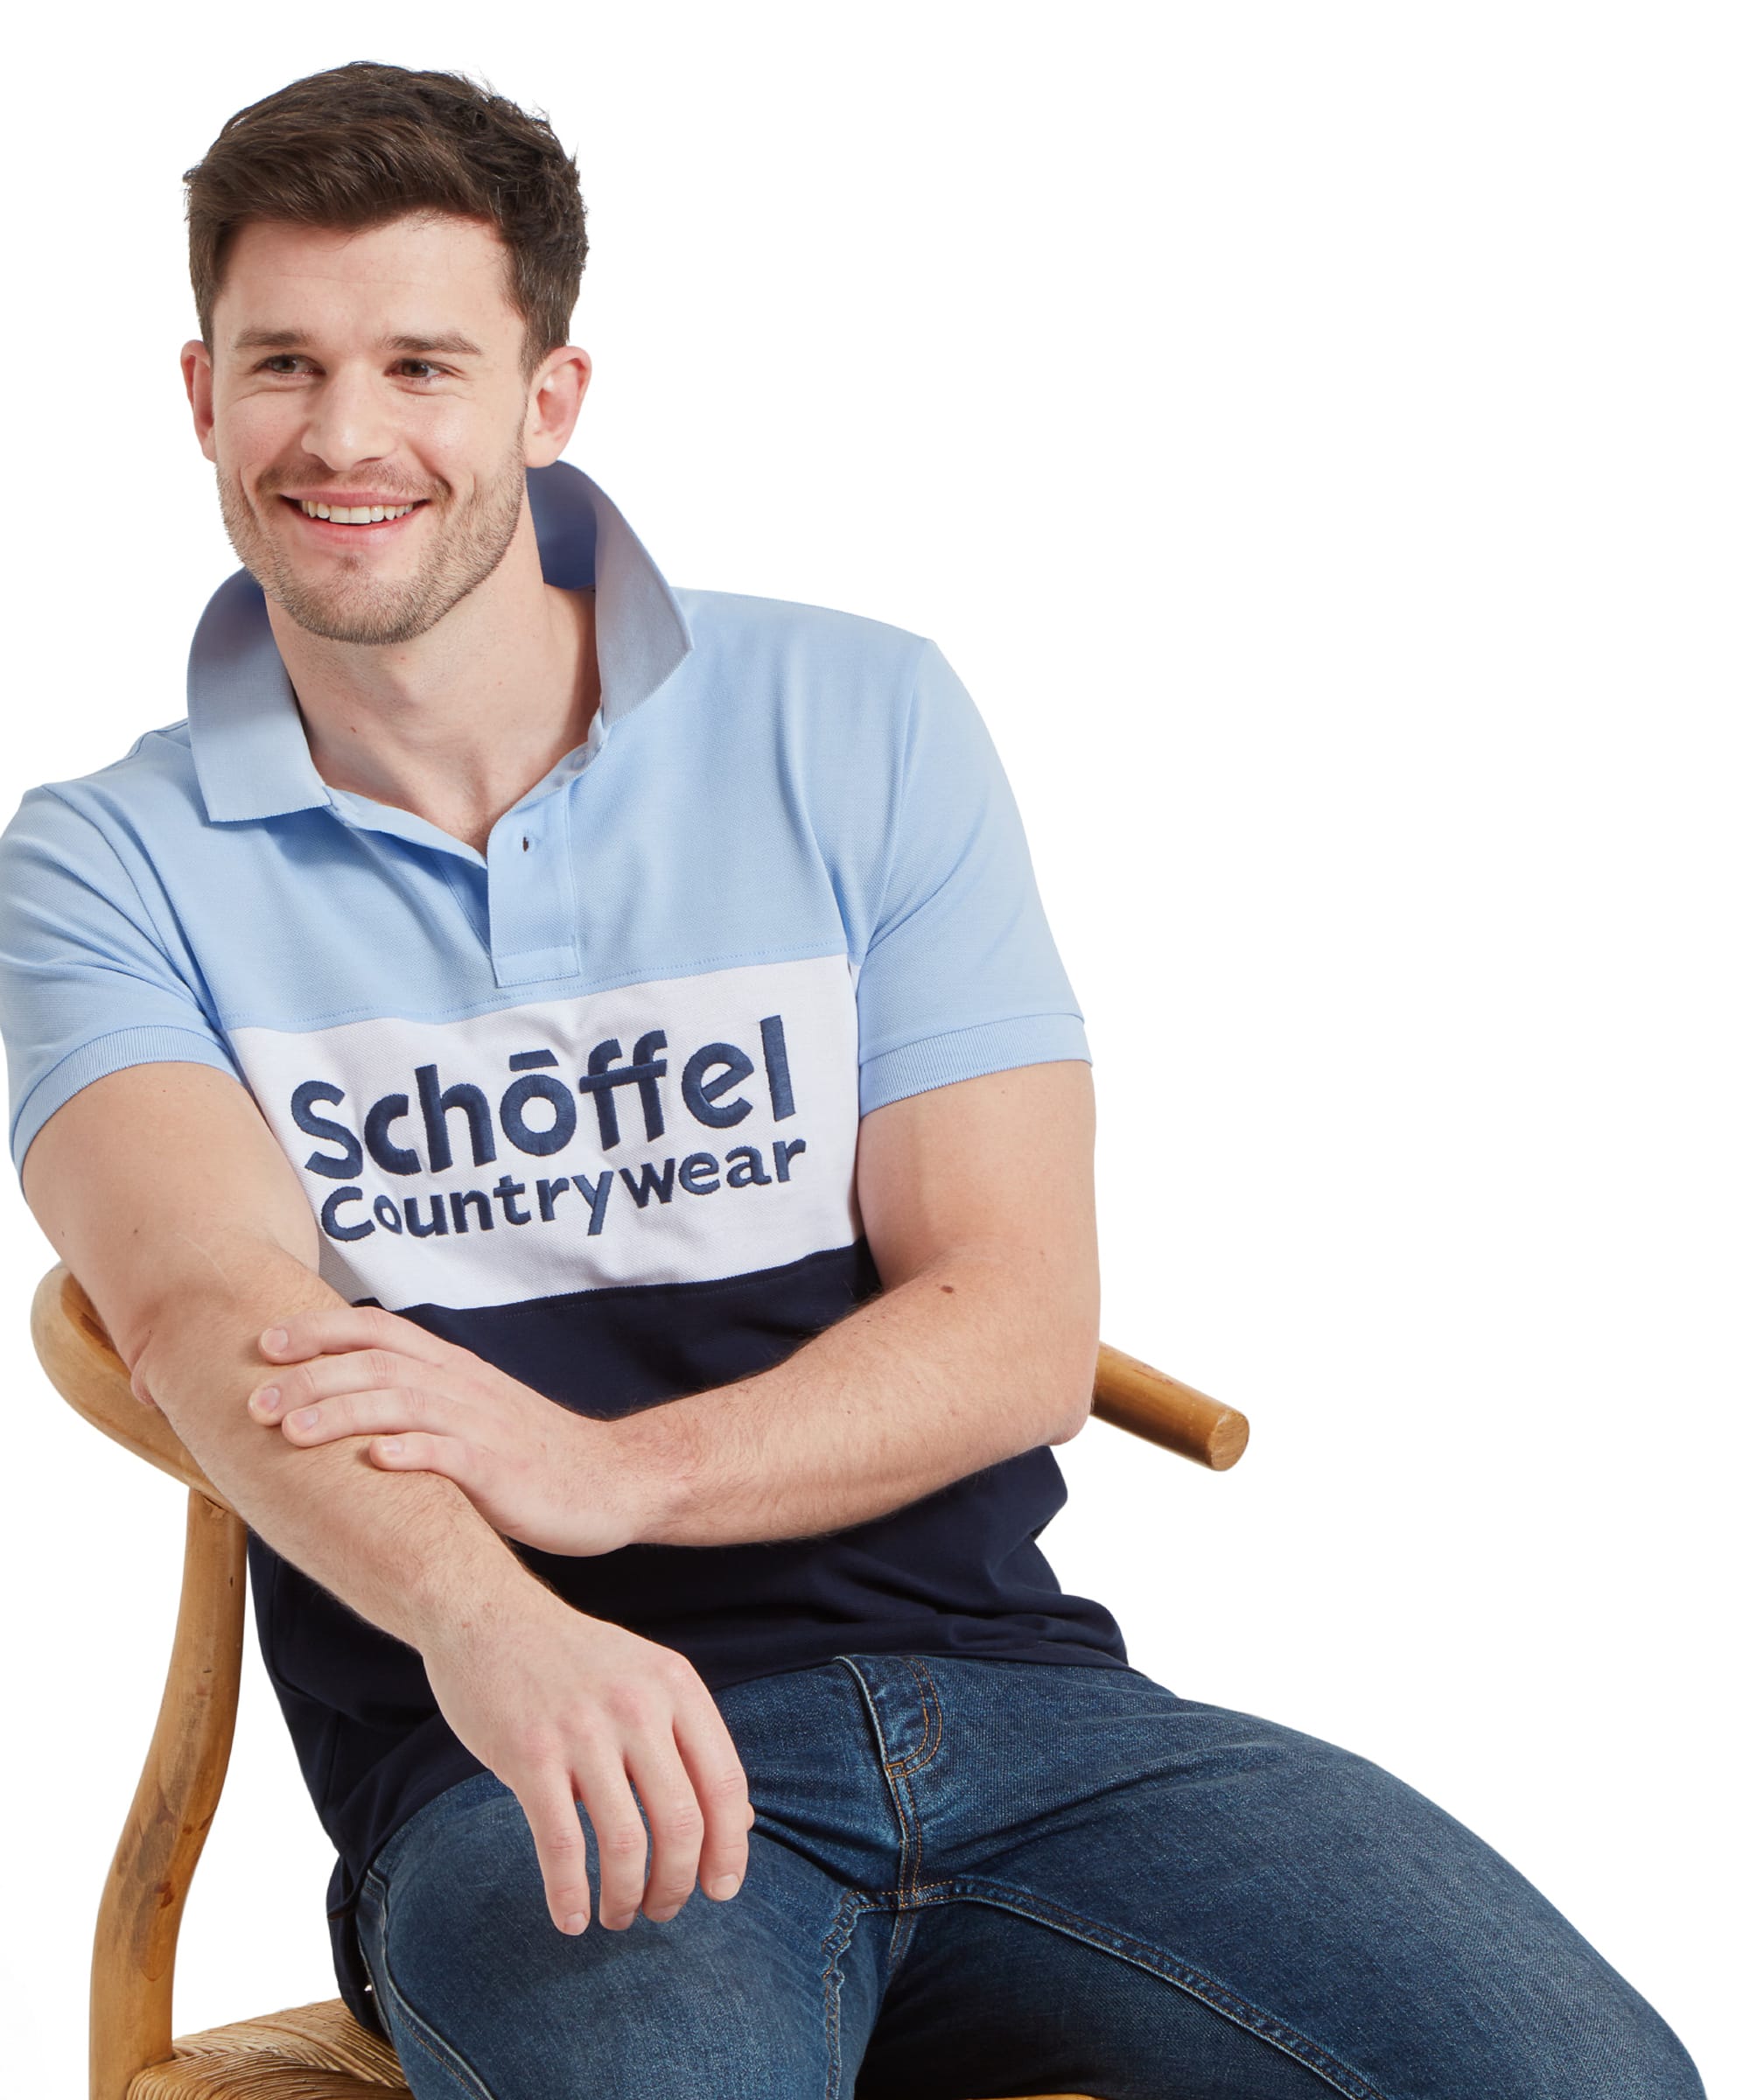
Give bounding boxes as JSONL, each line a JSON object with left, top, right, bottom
{"left": 354, "top": 1654, "right": 1704, "bottom": 2099}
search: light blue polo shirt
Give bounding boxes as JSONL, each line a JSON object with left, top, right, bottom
{"left": 0, "top": 459, "right": 1130, "bottom": 2034}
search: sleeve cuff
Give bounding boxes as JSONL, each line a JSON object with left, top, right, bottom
{"left": 11, "top": 1026, "right": 243, "bottom": 1187}
{"left": 858, "top": 1012, "right": 1090, "bottom": 1117}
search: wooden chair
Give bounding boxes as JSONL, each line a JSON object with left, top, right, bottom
{"left": 32, "top": 1258, "right": 1250, "bottom": 2100}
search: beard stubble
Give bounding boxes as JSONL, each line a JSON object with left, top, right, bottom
{"left": 216, "top": 441, "right": 528, "bottom": 648}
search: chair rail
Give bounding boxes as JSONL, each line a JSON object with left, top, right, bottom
{"left": 1090, "top": 1341, "right": 1250, "bottom": 1469}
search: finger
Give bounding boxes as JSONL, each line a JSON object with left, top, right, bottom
{"left": 368, "top": 1432, "right": 472, "bottom": 1483}
{"left": 275, "top": 1382, "right": 437, "bottom": 1444}
{"left": 250, "top": 1350, "right": 432, "bottom": 1420}
{"left": 571, "top": 1744, "right": 648, "bottom": 1932}
{"left": 672, "top": 1695, "right": 754, "bottom": 1903}
{"left": 623, "top": 1731, "right": 705, "bottom": 1923}
{"left": 259, "top": 1302, "right": 452, "bottom": 1370}
{"left": 518, "top": 1764, "right": 598, "bottom": 1936}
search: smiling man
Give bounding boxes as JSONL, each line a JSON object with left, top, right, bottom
{"left": 0, "top": 61, "right": 1705, "bottom": 2100}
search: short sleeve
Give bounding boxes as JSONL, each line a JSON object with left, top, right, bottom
{"left": 0, "top": 786, "right": 243, "bottom": 1188}
{"left": 854, "top": 639, "right": 1090, "bottom": 1116}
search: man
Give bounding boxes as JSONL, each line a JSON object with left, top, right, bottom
{"left": 0, "top": 61, "right": 1703, "bottom": 2100}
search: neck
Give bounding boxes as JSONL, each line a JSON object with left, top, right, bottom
{"left": 262, "top": 506, "right": 601, "bottom": 858}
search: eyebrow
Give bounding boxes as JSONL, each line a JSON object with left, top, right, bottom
{"left": 228, "top": 327, "right": 486, "bottom": 358}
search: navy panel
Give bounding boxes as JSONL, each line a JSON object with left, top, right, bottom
{"left": 383, "top": 1234, "right": 885, "bottom": 1418}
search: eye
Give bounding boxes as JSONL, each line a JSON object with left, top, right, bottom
{"left": 258, "top": 354, "right": 308, "bottom": 375}
{"left": 396, "top": 359, "right": 445, "bottom": 382}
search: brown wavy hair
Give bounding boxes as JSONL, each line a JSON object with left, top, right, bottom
{"left": 185, "top": 61, "right": 587, "bottom": 374}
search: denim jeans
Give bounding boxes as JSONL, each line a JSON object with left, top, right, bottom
{"left": 354, "top": 1654, "right": 1704, "bottom": 2099}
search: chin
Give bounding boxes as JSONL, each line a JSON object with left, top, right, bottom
{"left": 277, "top": 591, "right": 441, "bottom": 648}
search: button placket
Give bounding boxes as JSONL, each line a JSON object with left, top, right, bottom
{"left": 486, "top": 783, "right": 581, "bottom": 985}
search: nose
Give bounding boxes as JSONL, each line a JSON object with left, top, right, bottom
{"left": 298, "top": 360, "right": 397, "bottom": 476}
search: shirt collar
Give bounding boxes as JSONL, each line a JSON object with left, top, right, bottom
{"left": 186, "top": 460, "right": 694, "bottom": 825}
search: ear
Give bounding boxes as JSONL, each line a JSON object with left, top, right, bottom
{"left": 182, "top": 340, "right": 217, "bottom": 462}
{"left": 523, "top": 344, "right": 592, "bottom": 468}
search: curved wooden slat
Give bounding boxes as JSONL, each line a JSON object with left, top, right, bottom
{"left": 93, "top": 1488, "right": 247, "bottom": 2100}
{"left": 30, "top": 1265, "right": 230, "bottom": 1509}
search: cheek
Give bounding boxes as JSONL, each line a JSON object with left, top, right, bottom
{"left": 213, "top": 396, "right": 307, "bottom": 483}
{"left": 416, "top": 393, "right": 523, "bottom": 482}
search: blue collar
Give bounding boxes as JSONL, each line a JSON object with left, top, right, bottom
{"left": 186, "top": 460, "right": 694, "bottom": 824}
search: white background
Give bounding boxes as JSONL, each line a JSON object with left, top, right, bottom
{"left": 2, "top": 5, "right": 1735, "bottom": 2093}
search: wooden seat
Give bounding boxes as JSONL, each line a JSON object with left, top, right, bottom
{"left": 32, "top": 1260, "right": 1249, "bottom": 2100}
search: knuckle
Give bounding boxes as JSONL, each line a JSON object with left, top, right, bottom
{"left": 514, "top": 1731, "right": 567, "bottom": 1772}
{"left": 701, "top": 1772, "right": 747, "bottom": 1823}
{"left": 366, "top": 1348, "right": 397, "bottom": 1388}
{"left": 602, "top": 1822, "right": 648, "bottom": 1861}
{"left": 608, "top": 1686, "right": 654, "bottom": 1731}
{"left": 700, "top": 1764, "right": 750, "bottom": 1806}
{"left": 652, "top": 1796, "right": 704, "bottom": 1844}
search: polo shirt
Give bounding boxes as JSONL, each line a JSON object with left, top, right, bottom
{"left": 0, "top": 459, "right": 1131, "bottom": 2035}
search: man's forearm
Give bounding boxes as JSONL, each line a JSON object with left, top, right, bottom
{"left": 133, "top": 1240, "right": 541, "bottom": 1654}
{"left": 612, "top": 1242, "right": 1098, "bottom": 1550}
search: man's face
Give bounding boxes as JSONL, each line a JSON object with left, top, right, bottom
{"left": 189, "top": 214, "right": 550, "bottom": 647}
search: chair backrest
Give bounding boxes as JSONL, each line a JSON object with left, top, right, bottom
{"left": 29, "top": 1258, "right": 1247, "bottom": 2097}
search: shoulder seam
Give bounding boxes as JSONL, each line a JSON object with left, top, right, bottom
{"left": 866, "top": 634, "right": 937, "bottom": 944}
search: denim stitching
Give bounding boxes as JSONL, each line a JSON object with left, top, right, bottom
{"left": 833, "top": 1657, "right": 930, "bottom": 1974}
{"left": 833, "top": 1656, "right": 911, "bottom": 1873}
{"left": 893, "top": 1659, "right": 948, "bottom": 1906}
{"left": 908, "top": 1875, "right": 1390, "bottom": 2100}
{"left": 819, "top": 1886, "right": 873, "bottom": 2100}
{"left": 894, "top": 1761, "right": 925, "bottom": 1899}
{"left": 368, "top": 1868, "right": 500, "bottom": 2100}
{"left": 886, "top": 1657, "right": 943, "bottom": 1775}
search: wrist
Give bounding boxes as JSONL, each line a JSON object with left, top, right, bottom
{"left": 595, "top": 1399, "right": 695, "bottom": 1550}
{"left": 410, "top": 1556, "right": 550, "bottom": 1658}
{"left": 399, "top": 1485, "right": 548, "bottom": 1654}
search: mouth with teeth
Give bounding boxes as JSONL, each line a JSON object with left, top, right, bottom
{"left": 283, "top": 496, "right": 429, "bottom": 528}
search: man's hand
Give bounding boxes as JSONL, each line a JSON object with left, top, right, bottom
{"left": 423, "top": 1581, "right": 755, "bottom": 1935}
{"left": 233, "top": 1303, "right": 644, "bottom": 1557}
